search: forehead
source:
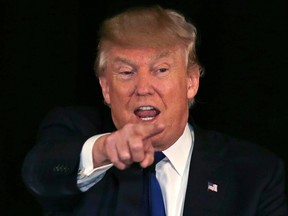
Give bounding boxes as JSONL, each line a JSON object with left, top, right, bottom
{"left": 107, "top": 45, "right": 186, "bottom": 65}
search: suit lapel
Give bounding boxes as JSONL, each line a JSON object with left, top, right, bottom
{"left": 183, "top": 125, "right": 230, "bottom": 215}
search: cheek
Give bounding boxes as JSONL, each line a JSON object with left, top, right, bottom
{"left": 110, "top": 82, "right": 134, "bottom": 99}
{"left": 171, "top": 77, "right": 188, "bottom": 96}
{"left": 160, "top": 79, "right": 188, "bottom": 107}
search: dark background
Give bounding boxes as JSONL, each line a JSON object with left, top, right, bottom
{"left": 1, "top": 0, "right": 287, "bottom": 214}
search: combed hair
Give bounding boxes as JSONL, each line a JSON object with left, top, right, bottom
{"left": 94, "top": 5, "right": 204, "bottom": 77}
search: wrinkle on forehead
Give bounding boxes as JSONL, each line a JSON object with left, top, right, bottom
{"left": 111, "top": 50, "right": 173, "bottom": 65}
{"left": 107, "top": 45, "right": 187, "bottom": 67}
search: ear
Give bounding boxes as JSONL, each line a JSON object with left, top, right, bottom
{"left": 99, "top": 77, "right": 111, "bottom": 105}
{"left": 187, "top": 65, "right": 200, "bottom": 100}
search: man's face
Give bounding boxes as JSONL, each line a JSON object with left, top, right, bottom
{"left": 99, "top": 45, "right": 199, "bottom": 150}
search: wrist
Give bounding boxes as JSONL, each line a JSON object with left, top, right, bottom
{"left": 92, "top": 134, "right": 111, "bottom": 168}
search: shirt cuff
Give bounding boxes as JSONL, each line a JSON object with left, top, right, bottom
{"left": 77, "top": 133, "right": 113, "bottom": 191}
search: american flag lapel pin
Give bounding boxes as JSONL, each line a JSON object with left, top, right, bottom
{"left": 207, "top": 181, "right": 218, "bottom": 192}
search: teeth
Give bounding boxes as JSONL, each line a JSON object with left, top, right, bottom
{"left": 139, "top": 106, "right": 154, "bottom": 110}
{"left": 141, "top": 117, "right": 154, "bottom": 121}
{"left": 134, "top": 106, "right": 159, "bottom": 121}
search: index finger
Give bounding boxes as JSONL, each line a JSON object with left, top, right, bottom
{"left": 135, "top": 123, "right": 165, "bottom": 140}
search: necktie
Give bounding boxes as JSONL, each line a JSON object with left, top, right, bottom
{"left": 143, "top": 152, "right": 166, "bottom": 216}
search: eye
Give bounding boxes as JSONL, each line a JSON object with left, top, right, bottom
{"left": 116, "top": 70, "right": 135, "bottom": 80}
{"left": 155, "top": 67, "right": 170, "bottom": 77}
{"left": 158, "top": 68, "right": 168, "bottom": 73}
{"left": 120, "top": 71, "right": 134, "bottom": 75}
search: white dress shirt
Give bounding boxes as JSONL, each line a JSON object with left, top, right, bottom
{"left": 77, "top": 124, "right": 194, "bottom": 216}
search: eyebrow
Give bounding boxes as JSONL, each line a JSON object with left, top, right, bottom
{"left": 112, "top": 57, "right": 136, "bottom": 67}
{"left": 112, "top": 50, "right": 173, "bottom": 67}
{"left": 153, "top": 50, "right": 172, "bottom": 60}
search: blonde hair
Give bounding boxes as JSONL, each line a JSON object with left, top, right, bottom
{"left": 94, "top": 5, "right": 203, "bottom": 77}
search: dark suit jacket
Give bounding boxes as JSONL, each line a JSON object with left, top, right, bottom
{"left": 22, "top": 106, "right": 287, "bottom": 215}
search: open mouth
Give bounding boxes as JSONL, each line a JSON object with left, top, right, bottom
{"left": 134, "top": 106, "right": 160, "bottom": 121}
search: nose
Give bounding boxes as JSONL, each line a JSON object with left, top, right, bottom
{"left": 135, "top": 71, "right": 154, "bottom": 96}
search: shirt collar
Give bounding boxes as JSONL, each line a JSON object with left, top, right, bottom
{"left": 163, "top": 123, "right": 193, "bottom": 176}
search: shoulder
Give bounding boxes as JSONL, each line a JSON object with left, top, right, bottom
{"left": 40, "top": 105, "right": 115, "bottom": 135}
{"left": 191, "top": 124, "right": 287, "bottom": 214}
{"left": 193, "top": 124, "right": 285, "bottom": 174}
{"left": 42, "top": 105, "right": 107, "bottom": 123}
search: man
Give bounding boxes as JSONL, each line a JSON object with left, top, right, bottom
{"left": 22, "top": 5, "right": 287, "bottom": 216}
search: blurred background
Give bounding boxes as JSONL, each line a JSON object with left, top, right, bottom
{"left": 1, "top": 0, "right": 287, "bottom": 214}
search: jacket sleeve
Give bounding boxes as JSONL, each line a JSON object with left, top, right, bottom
{"left": 21, "top": 106, "right": 113, "bottom": 212}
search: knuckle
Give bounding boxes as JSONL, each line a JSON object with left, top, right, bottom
{"left": 119, "top": 152, "right": 131, "bottom": 161}
{"left": 130, "top": 142, "right": 143, "bottom": 152}
{"left": 105, "top": 133, "right": 115, "bottom": 144}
